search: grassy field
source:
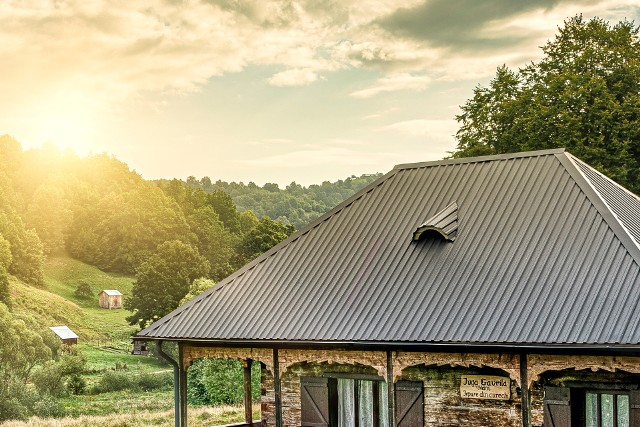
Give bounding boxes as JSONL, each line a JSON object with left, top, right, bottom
{"left": 10, "top": 254, "right": 136, "bottom": 343}
{"left": 2, "top": 405, "right": 259, "bottom": 427}
{"left": 44, "top": 255, "right": 136, "bottom": 346}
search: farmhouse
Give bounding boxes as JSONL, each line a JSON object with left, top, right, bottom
{"left": 49, "top": 326, "right": 79, "bottom": 346}
{"left": 99, "top": 289, "right": 122, "bottom": 309}
{"left": 136, "top": 149, "right": 640, "bottom": 427}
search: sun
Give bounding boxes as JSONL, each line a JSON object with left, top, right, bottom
{"left": 31, "top": 90, "right": 99, "bottom": 157}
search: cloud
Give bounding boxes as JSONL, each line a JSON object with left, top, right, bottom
{"left": 268, "top": 68, "right": 322, "bottom": 86}
{"left": 350, "top": 73, "right": 432, "bottom": 98}
{"left": 376, "top": 0, "right": 595, "bottom": 52}
{"left": 377, "top": 119, "right": 458, "bottom": 138}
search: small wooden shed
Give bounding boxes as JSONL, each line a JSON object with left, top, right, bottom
{"left": 99, "top": 290, "right": 122, "bottom": 309}
{"left": 49, "top": 326, "right": 78, "bottom": 346}
{"left": 132, "top": 339, "right": 150, "bottom": 356}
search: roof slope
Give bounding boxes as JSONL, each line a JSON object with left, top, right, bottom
{"left": 139, "top": 149, "right": 640, "bottom": 346}
{"left": 50, "top": 326, "right": 79, "bottom": 340}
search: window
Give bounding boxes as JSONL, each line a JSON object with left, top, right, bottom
{"left": 334, "top": 378, "right": 388, "bottom": 427}
{"left": 301, "top": 376, "right": 423, "bottom": 427}
{"left": 585, "top": 391, "right": 629, "bottom": 427}
{"left": 543, "top": 386, "right": 640, "bottom": 427}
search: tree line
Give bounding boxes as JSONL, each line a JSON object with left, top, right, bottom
{"left": 0, "top": 137, "right": 378, "bottom": 327}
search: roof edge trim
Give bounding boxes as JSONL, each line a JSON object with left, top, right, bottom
{"left": 134, "top": 337, "right": 640, "bottom": 355}
{"left": 557, "top": 152, "right": 640, "bottom": 265}
{"left": 394, "top": 148, "right": 566, "bottom": 171}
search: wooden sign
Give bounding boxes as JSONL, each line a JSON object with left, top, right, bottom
{"left": 460, "top": 375, "right": 510, "bottom": 400}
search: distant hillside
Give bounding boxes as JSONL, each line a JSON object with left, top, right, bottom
{"left": 164, "top": 174, "right": 383, "bottom": 229}
{"left": 11, "top": 254, "right": 135, "bottom": 343}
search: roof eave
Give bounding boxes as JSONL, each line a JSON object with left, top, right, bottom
{"left": 133, "top": 337, "right": 640, "bottom": 356}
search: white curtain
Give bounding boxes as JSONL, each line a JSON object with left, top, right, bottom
{"left": 358, "top": 381, "right": 374, "bottom": 427}
{"left": 378, "top": 381, "right": 389, "bottom": 427}
{"left": 338, "top": 379, "right": 355, "bottom": 427}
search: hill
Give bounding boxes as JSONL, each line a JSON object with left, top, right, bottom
{"left": 162, "top": 173, "right": 383, "bottom": 229}
{"left": 11, "top": 254, "right": 135, "bottom": 344}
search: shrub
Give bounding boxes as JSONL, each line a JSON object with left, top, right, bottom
{"left": 74, "top": 280, "right": 94, "bottom": 299}
{"left": 32, "top": 394, "right": 66, "bottom": 418}
{"left": 187, "top": 358, "right": 260, "bottom": 405}
{"left": 0, "top": 397, "right": 28, "bottom": 422}
{"left": 134, "top": 371, "right": 172, "bottom": 392}
{"left": 94, "top": 370, "right": 132, "bottom": 393}
{"left": 67, "top": 374, "right": 86, "bottom": 395}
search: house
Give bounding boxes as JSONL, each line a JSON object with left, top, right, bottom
{"left": 49, "top": 326, "right": 78, "bottom": 346}
{"left": 99, "top": 290, "right": 122, "bottom": 309}
{"left": 136, "top": 149, "right": 640, "bottom": 427}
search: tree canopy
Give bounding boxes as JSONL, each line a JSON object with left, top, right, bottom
{"left": 125, "top": 240, "right": 211, "bottom": 328}
{"left": 453, "top": 15, "right": 640, "bottom": 193}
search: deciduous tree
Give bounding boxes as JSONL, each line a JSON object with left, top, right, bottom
{"left": 453, "top": 15, "right": 640, "bottom": 193}
{"left": 125, "top": 240, "right": 210, "bottom": 328}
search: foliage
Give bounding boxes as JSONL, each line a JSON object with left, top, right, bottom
{"left": 175, "top": 174, "right": 382, "bottom": 230}
{"left": 235, "top": 216, "right": 295, "bottom": 266}
{"left": 74, "top": 281, "right": 94, "bottom": 299}
{"left": 93, "top": 371, "right": 132, "bottom": 393}
{"left": 66, "top": 374, "right": 86, "bottom": 395}
{"left": 31, "top": 394, "right": 66, "bottom": 418}
{"left": 32, "top": 351, "right": 87, "bottom": 397}
{"left": 26, "top": 183, "right": 73, "bottom": 255}
{"left": 180, "top": 277, "right": 216, "bottom": 305}
{"left": 453, "top": 15, "right": 640, "bottom": 193}
{"left": 187, "top": 358, "right": 261, "bottom": 405}
{"left": 125, "top": 240, "right": 210, "bottom": 328}
{"left": 91, "top": 370, "right": 172, "bottom": 394}
{"left": 0, "top": 303, "right": 56, "bottom": 421}
{"left": 0, "top": 266, "right": 10, "bottom": 308}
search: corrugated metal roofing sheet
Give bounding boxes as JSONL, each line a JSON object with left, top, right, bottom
{"left": 50, "top": 326, "right": 79, "bottom": 340}
{"left": 101, "top": 290, "right": 122, "bottom": 296}
{"left": 138, "top": 149, "right": 640, "bottom": 346}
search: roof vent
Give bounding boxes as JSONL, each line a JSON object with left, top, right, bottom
{"left": 412, "top": 202, "right": 458, "bottom": 242}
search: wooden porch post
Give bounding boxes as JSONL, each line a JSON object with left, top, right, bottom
{"left": 178, "top": 344, "right": 188, "bottom": 427}
{"left": 387, "top": 350, "right": 396, "bottom": 427}
{"left": 244, "top": 358, "right": 253, "bottom": 425}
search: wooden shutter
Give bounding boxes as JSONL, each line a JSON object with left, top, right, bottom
{"left": 395, "top": 381, "right": 424, "bottom": 427}
{"left": 543, "top": 386, "right": 571, "bottom": 427}
{"left": 630, "top": 390, "right": 640, "bottom": 427}
{"left": 301, "top": 377, "right": 330, "bottom": 427}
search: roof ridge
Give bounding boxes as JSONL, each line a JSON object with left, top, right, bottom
{"left": 558, "top": 152, "right": 640, "bottom": 264}
{"left": 394, "top": 148, "right": 566, "bottom": 171}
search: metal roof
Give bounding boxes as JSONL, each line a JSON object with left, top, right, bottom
{"left": 138, "top": 149, "right": 640, "bottom": 347}
{"left": 101, "top": 290, "right": 122, "bottom": 296}
{"left": 412, "top": 201, "right": 458, "bottom": 242}
{"left": 50, "top": 326, "right": 79, "bottom": 340}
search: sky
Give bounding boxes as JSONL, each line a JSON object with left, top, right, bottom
{"left": 2, "top": 0, "right": 639, "bottom": 186}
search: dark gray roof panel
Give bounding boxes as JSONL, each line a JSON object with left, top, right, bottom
{"left": 571, "top": 154, "right": 640, "bottom": 247}
{"left": 139, "top": 149, "right": 640, "bottom": 346}
{"left": 413, "top": 202, "right": 458, "bottom": 242}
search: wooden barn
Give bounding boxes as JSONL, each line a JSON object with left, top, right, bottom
{"left": 136, "top": 149, "right": 640, "bottom": 427}
{"left": 99, "top": 290, "right": 122, "bottom": 309}
{"left": 49, "top": 326, "right": 78, "bottom": 346}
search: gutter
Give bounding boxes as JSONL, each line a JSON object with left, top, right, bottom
{"left": 139, "top": 337, "right": 640, "bottom": 356}
{"left": 156, "top": 341, "right": 180, "bottom": 427}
